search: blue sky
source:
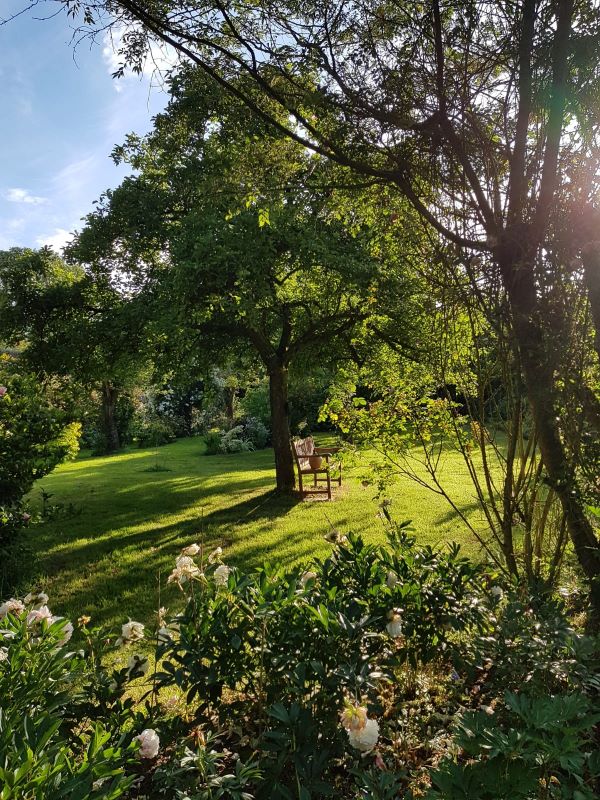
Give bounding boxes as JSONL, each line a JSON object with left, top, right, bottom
{"left": 0, "top": 1, "right": 169, "bottom": 252}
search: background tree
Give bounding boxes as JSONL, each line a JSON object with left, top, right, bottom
{"left": 0, "top": 247, "right": 152, "bottom": 452}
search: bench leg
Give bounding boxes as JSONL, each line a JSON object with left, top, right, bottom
{"left": 298, "top": 471, "right": 304, "bottom": 496}
{"left": 326, "top": 471, "right": 332, "bottom": 500}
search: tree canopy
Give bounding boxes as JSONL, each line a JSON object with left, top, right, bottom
{"left": 68, "top": 68, "right": 426, "bottom": 488}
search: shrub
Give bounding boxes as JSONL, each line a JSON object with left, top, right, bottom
{"left": 134, "top": 416, "right": 177, "bottom": 448}
{"left": 241, "top": 416, "right": 269, "bottom": 449}
{"left": 3, "top": 523, "right": 598, "bottom": 799}
{"left": 0, "top": 595, "right": 149, "bottom": 799}
{"left": 204, "top": 430, "right": 223, "bottom": 456}
{"left": 219, "top": 425, "right": 254, "bottom": 453}
{"left": 156, "top": 527, "right": 490, "bottom": 797}
{"left": 204, "top": 426, "right": 255, "bottom": 455}
{"left": 0, "top": 358, "right": 80, "bottom": 591}
{"left": 0, "top": 359, "right": 74, "bottom": 507}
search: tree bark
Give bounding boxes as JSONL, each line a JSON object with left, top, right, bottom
{"left": 268, "top": 362, "right": 295, "bottom": 492}
{"left": 499, "top": 243, "right": 600, "bottom": 614}
{"left": 224, "top": 386, "right": 236, "bottom": 428}
{"left": 100, "top": 381, "right": 120, "bottom": 453}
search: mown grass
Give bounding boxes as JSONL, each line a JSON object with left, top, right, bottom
{"left": 26, "top": 436, "right": 489, "bottom": 630}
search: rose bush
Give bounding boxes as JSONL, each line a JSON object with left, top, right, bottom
{"left": 2, "top": 523, "right": 597, "bottom": 799}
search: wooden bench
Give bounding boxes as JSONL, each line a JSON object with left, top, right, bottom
{"left": 292, "top": 436, "right": 342, "bottom": 500}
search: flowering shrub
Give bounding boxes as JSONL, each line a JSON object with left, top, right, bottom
{"left": 0, "top": 594, "right": 140, "bottom": 799}
{"left": 2, "top": 524, "right": 598, "bottom": 799}
{"left": 154, "top": 525, "right": 490, "bottom": 797}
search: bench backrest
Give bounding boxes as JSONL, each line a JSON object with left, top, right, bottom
{"left": 292, "top": 436, "right": 315, "bottom": 470}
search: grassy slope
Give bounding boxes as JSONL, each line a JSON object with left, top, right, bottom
{"left": 26, "top": 437, "right": 487, "bottom": 629}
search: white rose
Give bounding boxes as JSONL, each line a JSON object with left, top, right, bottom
{"left": 490, "top": 586, "right": 503, "bottom": 601}
{"left": 300, "top": 571, "right": 317, "bottom": 587}
{"left": 386, "top": 612, "right": 403, "bottom": 638}
{"left": 24, "top": 591, "right": 49, "bottom": 608}
{"left": 119, "top": 620, "right": 145, "bottom": 645}
{"left": 386, "top": 571, "right": 398, "bottom": 589}
{"left": 175, "top": 555, "right": 196, "bottom": 570}
{"left": 181, "top": 543, "right": 201, "bottom": 556}
{"left": 340, "top": 704, "right": 368, "bottom": 732}
{"left": 0, "top": 598, "right": 25, "bottom": 618}
{"left": 169, "top": 556, "right": 201, "bottom": 585}
{"left": 136, "top": 728, "right": 160, "bottom": 759}
{"left": 208, "top": 546, "right": 223, "bottom": 564}
{"left": 347, "top": 717, "right": 379, "bottom": 752}
{"left": 54, "top": 618, "right": 74, "bottom": 645}
{"left": 127, "top": 654, "right": 149, "bottom": 677}
{"left": 0, "top": 647, "right": 8, "bottom": 662}
{"left": 157, "top": 627, "right": 172, "bottom": 643}
{"left": 26, "top": 605, "right": 53, "bottom": 626}
{"left": 214, "top": 564, "right": 231, "bottom": 586}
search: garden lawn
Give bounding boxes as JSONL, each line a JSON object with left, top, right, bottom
{"left": 26, "top": 437, "right": 489, "bottom": 630}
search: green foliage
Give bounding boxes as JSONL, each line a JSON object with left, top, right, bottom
{"left": 0, "top": 603, "right": 141, "bottom": 799}
{"left": 156, "top": 529, "right": 487, "bottom": 797}
{"left": 203, "top": 431, "right": 223, "bottom": 456}
{"left": 134, "top": 415, "right": 177, "bottom": 448}
{"left": 427, "top": 692, "right": 600, "bottom": 800}
{"left": 0, "top": 359, "right": 75, "bottom": 508}
{"left": 0, "top": 357, "right": 80, "bottom": 591}
{"left": 151, "top": 733, "right": 262, "bottom": 799}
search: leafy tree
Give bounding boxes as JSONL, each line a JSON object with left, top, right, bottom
{"left": 69, "top": 70, "right": 421, "bottom": 490}
{"left": 0, "top": 247, "right": 152, "bottom": 452}
{"left": 42, "top": 0, "right": 600, "bottom": 613}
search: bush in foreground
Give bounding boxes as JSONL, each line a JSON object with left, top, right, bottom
{"left": 1, "top": 521, "right": 598, "bottom": 798}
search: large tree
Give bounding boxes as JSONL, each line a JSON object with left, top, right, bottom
{"left": 0, "top": 247, "right": 151, "bottom": 452}
{"left": 39, "top": 0, "right": 600, "bottom": 612}
{"left": 69, "top": 69, "right": 421, "bottom": 490}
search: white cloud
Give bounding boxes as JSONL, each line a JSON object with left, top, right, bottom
{"left": 5, "top": 187, "right": 47, "bottom": 205}
{"left": 101, "top": 26, "right": 180, "bottom": 92}
{"left": 36, "top": 227, "right": 74, "bottom": 253}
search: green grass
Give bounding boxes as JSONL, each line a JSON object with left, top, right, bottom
{"left": 26, "top": 437, "right": 487, "bottom": 630}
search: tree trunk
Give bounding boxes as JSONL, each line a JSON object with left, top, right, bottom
{"left": 100, "top": 381, "right": 120, "bottom": 453}
{"left": 224, "top": 386, "right": 236, "bottom": 428}
{"left": 499, "top": 246, "right": 600, "bottom": 615}
{"left": 268, "top": 363, "right": 295, "bottom": 492}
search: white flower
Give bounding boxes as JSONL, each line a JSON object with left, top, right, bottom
{"left": 118, "top": 620, "right": 145, "bottom": 645}
{"left": 157, "top": 627, "right": 172, "bottom": 643}
{"left": 54, "top": 618, "right": 74, "bottom": 645}
{"left": 481, "top": 705, "right": 495, "bottom": 715}
{"left": 136, "top": 728, "right": 160, "bottom": 759}
{"left": 208, "top": 546, "right": 223, "bottom": 564}
{"left": 127, "top": 654, "right": 149, "bottom": 677}
{"left": 168, "top": 555, "right": 201, "bottom": 585}
{"left": 300, "top": 571, "right": 317, "bottom": 586}
{"left": 386, "top": 571, "right": 398, "bottom": 589}
{"left": 340, "top": 704, "right": 368, "bottom": 732}
{"left": 24, "top": 591, "right": 49, "bottom": 607}
{"left": 347, "top": 718, "right": 379, "bottom": 752}
{"left": 214, "top": 564, "right": 231, "bottom": 586}
{"left": 0, "top": 647, "right": 8, "bottom": 662}
{"left": 26, "top": 605, "right": 53, "bottom": 626}
{"left": 386, "top": 612, "right": 403, "bottom": 638}
{"left": 490, "top": 586, "right": 503, "bottom": 601}
{"left": 0, "top": 598, "right": 25, "bottom": 618}
{"left": 181, "top": 543, "right": 201, "bottom": 557}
